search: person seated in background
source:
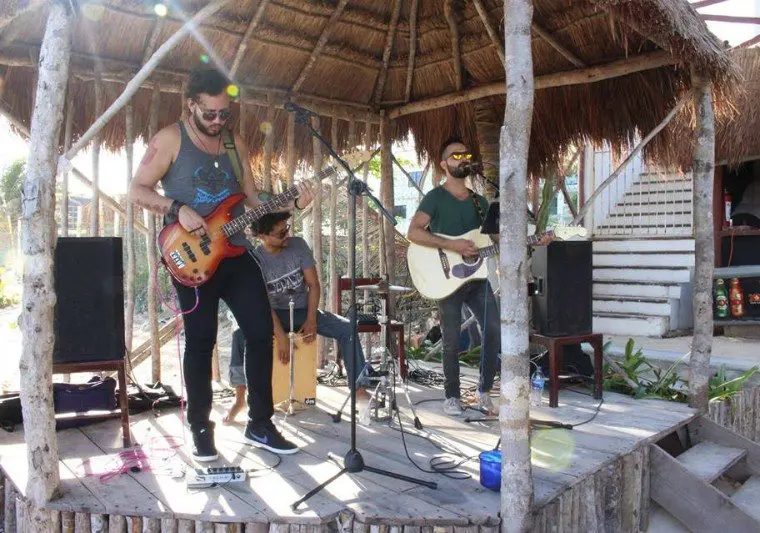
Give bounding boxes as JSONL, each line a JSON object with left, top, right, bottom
{"left": 224, "top": 212, "right": 375, "bottom": 423}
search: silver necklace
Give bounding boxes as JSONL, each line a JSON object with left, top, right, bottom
{"left": 188, "top": 120, "right": 223, "bottom": 168}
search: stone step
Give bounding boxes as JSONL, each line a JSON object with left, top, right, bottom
{"left": 594, "top": 252, "right": 694, "bottom": 268}
{"left": 731, "top": 475, "right": 760, "bottom": 522}
{"left": 593, "top": 268, "right": 691, "bottom": 284}
{"left": 622, "top": 189, "right": 693, "bottom": 204}
{"left": 592, "top": 239, "right": 694, "bottom": 253}
{"left": 593, "top": 296, "right": 672, "bottom": 317}
{"left": 593, "top": 312, "right": 670, "bottom": 337}
{"left": 629, "top": 182, "right": 692, "bottom": 195}
{"left": 594, "top": 226, "right": 694, "bottom": 238}
{"left": 599, "top": 213, "right": 692, "bottom": 228}
{"left": 646, "top": 502, "right": 691, "bottom": 533}
{"left": 676, "top": 441, "right": 747, "bottom": 483}
{"left": 613, "top": 200, "right": 691, "bottom": 216}
{"left": 593, "top": 281, "right": 682, "bottom": 299}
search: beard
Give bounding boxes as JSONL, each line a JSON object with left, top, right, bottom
{"left": 192, "top": 110, "right": 222, "bottom": 137}
{"left": 446, "top": 161, "right": 469, "bottom": 179}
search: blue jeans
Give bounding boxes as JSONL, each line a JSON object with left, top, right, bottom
{"left": 229, "top": 309, "right": 368, "bottom": 389}
{"left": 438, "top": 280, "right": 500, "bottom": 399}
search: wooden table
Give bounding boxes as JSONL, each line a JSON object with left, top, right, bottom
{"left": 529, "top": 332, "right": 604, "bottom": 407}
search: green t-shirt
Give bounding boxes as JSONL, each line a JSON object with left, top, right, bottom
{"left": 417, "top": 186, "right": 489, "bottom": 236}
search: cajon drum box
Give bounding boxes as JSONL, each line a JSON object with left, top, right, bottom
{"left": 271, "top": 334, "right": 318, "bottom": 411}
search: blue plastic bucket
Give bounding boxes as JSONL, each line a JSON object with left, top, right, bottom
{"left": 479, "top": 450, "right": 501, "bottom": 491}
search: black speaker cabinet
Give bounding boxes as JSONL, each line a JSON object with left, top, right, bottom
{"left": 54, "top": 237, "right": 125, "bottom": 363}
{"left": 531, "top": 241, "right": 593, "bottom": 337}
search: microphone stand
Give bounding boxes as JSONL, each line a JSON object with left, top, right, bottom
{"left": 286, "top": 103, "right": 437, "bottom": 512}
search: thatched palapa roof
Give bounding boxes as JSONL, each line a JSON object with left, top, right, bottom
{"left": 0, "top": 0, "right": 734, "bottom": 174}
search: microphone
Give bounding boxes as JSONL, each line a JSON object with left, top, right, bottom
{"left": 284, "top": 101, "right": 318, "bottom": 118}
{"left": 461, "top": 160, "right": 483, "bottom": 176}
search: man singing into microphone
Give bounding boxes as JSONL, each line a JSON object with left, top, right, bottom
{"left": 407, "top": 137, "right": 500, "bottom": 417}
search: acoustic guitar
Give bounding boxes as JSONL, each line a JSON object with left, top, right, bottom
{"left": 159, "top": 152, "right": 371, "bottom": 287}
{"left": 406, "top": 226, "right": 588, "bottom": 300}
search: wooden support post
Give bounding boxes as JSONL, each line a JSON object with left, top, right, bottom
{"left": 500, "top": 0, "right": 534, "bottom": 530}
{"left": 286, "top": 112, "right": 296, "bottom": 187}
{"left": 61, "top": 91, "right": 74, "bottom": 237}
{"left": 373, "top": 0, "right": 402, "bottom": 104}
{"left": 689, "top": 73, "right": 716, "bottom": 413}
{"left": 472, "top": 0, "right": 505, "bottom": 65}
{"left": 124, "top": 100, "right": 136, "bottom": 354}
{"left": 444, "top": 0, "right": 463, "bottom": 90}
{"left": 90, "top": 76, "right": 103, "bottom": 236}
{"left": 361, "top": 122, "right": 372, "bottom": 316}
{"left": 229, "top": 0, "right": 270, "bottom": 76}
{"left": 329, "top": 117, "right": 340, "bottom": 314}
{"left": 147, "top": 85, "right": 161, "bottom": 384}
{"left": 262, "top": 95, "right": 275, "bottom": 192}
{"left": 379, "top": 113, "right": 395, "bottom": 292}
{"left": 19, "top": 2, "right": 71, "bottom": 529}
{"left": 311, "top": 115, "right": 325, "bottom": 366}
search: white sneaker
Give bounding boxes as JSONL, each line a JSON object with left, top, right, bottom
{"left": 476, "top": 392, "right": 497, "bottom": 415}
{"left": 443, "top": 397, "right": 464, "bottom": 416}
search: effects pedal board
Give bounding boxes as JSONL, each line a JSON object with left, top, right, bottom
{"left": 187, "top": 466, "right": 246, "bottom": 489}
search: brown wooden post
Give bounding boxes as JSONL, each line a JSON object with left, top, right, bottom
{"left": 61, "top": 91, "right": 74, "bottom": 237}
{"left": 90, "top": 76, "right": 103, "bottom": 235}
{"left": 263, "top": 94, "right": 275, "bottom": 192}
{"left": 689, "top": 72, "right": 716, "bottom": 413}
{"left": 147, "top": 85, "right": 161, "bottom": 383}
{"left": 329, "top": 117, "right": 340, "bottom": 313}
{"left": 286, "top": 112, "right": 296, "bottom": 187}
{"left": 379, "top": 113, "right": 395, "bottom": 291}
{"left": 125, "top": 100, "right": 136, "bottom": 354}
{"left": 18, "top": 2, "right": 71, "bottom": 530}
{"left": 361, "top": 122, "right": 371, "bottom": 295}
{"left": 500, "top": 0, "right": 535, "bottom": 530}
{"left": 311, "top": 115, "right": 325, "bottom": 365}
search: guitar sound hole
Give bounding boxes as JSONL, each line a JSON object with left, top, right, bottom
{"left": 462, "top": 255, "right": 480, "bottom": 265}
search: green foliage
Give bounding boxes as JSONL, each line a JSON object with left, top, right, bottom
{"left": 535, "top": 176, "right": 558, "bottom": 234}
{"left": 709, "top": 365, "right": 759, "bottom": 403}
{"left": 0, "top": 267, "right": 20, "bottom": 309}
{"left": 0, "top": 159, "right": 24, "bottom": 208}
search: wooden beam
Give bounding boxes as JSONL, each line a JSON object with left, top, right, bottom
{"left": 735, "top": 33, "right": 760, "bottom": 49}
{"left": 147, "top": 85, "right": 161, "bottom": 384}
{"left": 532, "top": 22, "right": 585, "bottom": 68}
{"left": 391, "top": 154, "right": 423, "bottom": 194}
{"left": 63, "top": 0, "right": 233, "bottom": 162}
{"left": 373, "top": 0, "right": 402, "bottom": 104}
{"left": 379, "top": 113, "right": 394, "bottom": 287}
{"left": 61, "top": 91, "right": 74, "bottom": 237}
{"left": 124, "top": 99, "right": 136, "bottom": 355}
{"left": 572, "top": 91, "right": 692, "bottom": 225}
{"left": 230, "top": 0, "right": 271, "bottom": 76}
{"left": 388, "top": 50, "right": 675, "bottom": 119}
{"left": 0, "top": 0, "right": 44, "bottom": 33}
{"left": 444, "top": 0, "right": 463, "bottom": 91}
{"left": 691, "top": 0, "right": 730, "bottom": 8}
{"left": 404, "top": 0, "right": 420, "bottom": 102}
{"left": 141, "top": 20, "right": 165, "bottom": 65}
{"left": 292, "top": 0, "right": 350, "bottom": 92}
{"left": 689, "top": 72, "right": 715, "bottom": 413}
{"left": 262, "top": 95, "right": 275, "bottom": 192}
{"left": 19, "top": 2, "right": 70, "bottom": 523}
{"left": 328, "top": 117, "right": 339, "bottom": 315}
{"left": 700, "top": 14, "right": 760, "bottom": 25}
{"left": 472, "top": 0, "right": 505, "bottom": 65}
{"left": 90, "top": 76, "right": 103, "bottom": 236}
{"left": 286, "top": 112, "right": 296, "bottom": 186}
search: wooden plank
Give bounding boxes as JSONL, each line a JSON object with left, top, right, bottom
{"left": 650, "top": 444, "right": 759, "bottom": 532}
{"left": 675, "top": 441, "right": 747, "bottom": 482}
{"left": 731, "top": 475, "right": 760, "bottom": 521}
{"left": 695, "top": 416, "right": 760, "bottom": 472}
{"left": 109, "top": 515, "right": 127, "bottom": 533}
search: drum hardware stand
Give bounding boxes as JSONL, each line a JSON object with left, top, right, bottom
{"left": 286, "top": 101, "right": 436, "bottom": 512}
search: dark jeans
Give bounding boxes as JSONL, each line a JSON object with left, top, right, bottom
{"left": 438, "top": 280, "right": 500, "bottom": 399}
{"left": 173, "top": 252, "right": 273, "bottom": 432}
{"left": 229, "top": 308, "right": 368, "bottom": 389}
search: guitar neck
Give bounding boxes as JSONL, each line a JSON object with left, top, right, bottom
{"left": 221, "top": 165, "right": 338, "bottom": 236}
{"left": 476, "top": 230, "right": 552, "bottom": 257}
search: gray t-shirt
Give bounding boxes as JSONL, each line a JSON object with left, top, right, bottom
{"left": 252, "top": 237, "right": 316, "bottom": 310}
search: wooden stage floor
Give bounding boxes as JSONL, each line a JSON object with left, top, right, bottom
{"left": 0, "top": 380, "right": 697, "bottom": 528}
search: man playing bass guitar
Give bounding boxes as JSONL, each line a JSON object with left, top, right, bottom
{"left": 407, "top": 137, "right": 499, "bottom": 417}
{"left": 129, "top": 66, "right": 314, "bottom": 460}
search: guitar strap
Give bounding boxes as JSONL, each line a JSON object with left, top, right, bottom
{"left": 222, "top": 128, "right": 246, "bottom": 189}
{"left": 470, "top": 190, "right": 486, "bottom": 226}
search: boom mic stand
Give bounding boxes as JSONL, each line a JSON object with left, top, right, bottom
{"left": 285, "top": 102, "right": 437, "bottom": 511}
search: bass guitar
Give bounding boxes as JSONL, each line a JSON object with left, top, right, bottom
{"left": 159, "top": 151, "right": 371, "bottom": 287}
{"left": 406, "top": 226, "right": 588, "bottom": 300}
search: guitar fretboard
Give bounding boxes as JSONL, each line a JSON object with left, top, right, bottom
{"left": 220, "top": 165, "right": 340, "bottom": 236}
{"left": 475, "top": 229, "right": 553, "bottom": 257}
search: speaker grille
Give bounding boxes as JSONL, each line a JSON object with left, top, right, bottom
{"left": 54, "top": 237, "right": 125, "bottom": 363}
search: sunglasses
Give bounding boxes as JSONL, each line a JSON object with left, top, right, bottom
{"left": 197, "top": 107, "right": 232, "bottom": 122}
{"left": 271, "top": 224, "right": 291, "bottom": 239}
{"left": 449, "top": 152, "right": 473, "bottom": 161}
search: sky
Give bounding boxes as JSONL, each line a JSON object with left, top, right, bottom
{"left": 0, "top": 1, "right": 757, "bottom": 193}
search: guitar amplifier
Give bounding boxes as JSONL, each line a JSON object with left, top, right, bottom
{"left": 531, "top": 241, "right": 593, "bottom": 337}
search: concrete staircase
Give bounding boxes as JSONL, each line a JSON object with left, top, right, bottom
{"left": 591, "top": 171, "right": 695, "bottom": 337}
{"left": 593, "top": 238, "right": 694, "bottom": 337}
{"left": 648, "top": 417, "right": 760, "bottom": 532}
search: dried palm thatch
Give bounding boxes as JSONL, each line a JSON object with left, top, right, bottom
{"left": 649, "top": 47, "right": 759, "bottom": 170}
{"left": 0, "top": 0, "right": 734, "bottom": 176}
